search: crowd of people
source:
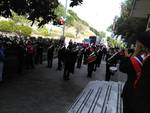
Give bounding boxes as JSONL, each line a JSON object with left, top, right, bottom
{"left": 0, "top": 34, "right": 111, "bottom": 81}
{"left": 119, "top": 32, "right": 150, "bottom": 113}
{"left": 0, "top": 34, "right": 61, "bottom": 80}
{"left": 0, "top": 32, "right": 150, "bottom": 113}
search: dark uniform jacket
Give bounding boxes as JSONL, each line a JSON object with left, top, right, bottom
{"left": 119, "top": 57, "right": 137, "bottom": 106}
{"left": 134, "top": 56, "right": 150, "bottom": 113}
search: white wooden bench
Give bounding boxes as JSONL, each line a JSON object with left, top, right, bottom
{"left": 66, "top": 81, "right": 124, "bottom": 113}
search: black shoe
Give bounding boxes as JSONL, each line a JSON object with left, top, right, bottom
{"left": 57, "top": 68, "right": 62, "bottom": 71}
{"left": 87, "top": 74, "right": 92, "bottom": 78}
{"left": 63, "top": 77, "right": 70, "bottom": 80}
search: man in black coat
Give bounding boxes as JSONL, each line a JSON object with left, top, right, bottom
{"left": 119, "top": 32, "right": 150, "bottom": 113}
{"left": 47, "top": 43, "right": 54, "bottom": 68}
{"left": 63, "top": 45, "right": 74, "bottom": 80}
{"left": 87, "top": 46, "right": 97, "bottom": 78}
{"left": 57, "top": 45, "right": 65, "bottom": 70}
{"left": 76, "top": 48, "right": 84, "bottom": 68}
{"left": 132, "top": 32, "right": 150, "bottom": 113}
{"left": 119, "top": 50, "right": 136, "bottom": 113}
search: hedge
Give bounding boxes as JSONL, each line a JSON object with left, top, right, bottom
{"left": 0, "top": 20, "right": 32, "bottom": 36}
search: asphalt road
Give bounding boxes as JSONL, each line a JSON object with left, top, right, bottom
{"left": 0, "top": 59, "right": 127, "bottom": 113}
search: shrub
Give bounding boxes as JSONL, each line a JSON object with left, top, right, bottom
{"left": 14, "top": 25, "right": 32, "bottom": 36}
{"left": 65, "top": 32, "right": 75, "bottom": 38}
{"left": 0, "top": 20, "right": 15, "bottom": 32}
{"left": 37, "top": 27, "right": 49, "bottom": 36}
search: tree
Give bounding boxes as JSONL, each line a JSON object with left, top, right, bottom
{"left": 68, "top": 10, "right": 80, "bottom": 21}
{"left": 74, "top": 22, "right": 84, "bottom": 38}
{"left": 0, "top": 20, "right": 32, "bottom": 36}
{"left": 54, "top": 4, "right": 65, "bottom": 17}
{"left": 66, "top": 15, "right": 75, "bottom": 26}
{"left": 90, "top": 27, "right": 99, "bottom": 36}
{"left": 112, "top": 0, "right": 147, "bottom": 46}
{"left": 98, "top": 31, "right": 106, "bottom": 38}
{"left": 12, "top": 12, "right": 31, "bottom": 25}
{"left": 0, "top": 0, "right": 83, "bottom": 26}
{"left": 107, "top": 36, "right": 126, "bottom": 48}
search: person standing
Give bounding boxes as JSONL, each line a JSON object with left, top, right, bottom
{"left": 57, "top": 44, "right": 65, "bottom": 70}
{"left": 96, "top": 46, "right": 103, "bottom": 68}
{"left": 47, "top": 43, "right": 54, "bottom": 68}
{"left": 105, "top": 48, "right": 113, "bottom": 81}
{"left": 63, "top": 45, "right": 74, "bottom": 80}
{"left": 0, "top": 42, "right": 5, "bottom": 82}
{"left": 132, "top": 32, "right": 150, "bottom": 113}
{"left": 26, "top": 40, "right": 34, "bottom": 69}
{"left": 87, "top": 46, "right": 97, "bottom": 78}
{"left": 119, "top": 32, "right": 150, "bottom": 113}
{"left": 17, "top": 41, "right": 25, "bottom": 74}
{"left": 76, "top": 48, "right": 84, "bottom": 68}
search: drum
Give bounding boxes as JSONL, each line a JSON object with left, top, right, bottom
{"left": 109, "top": 66, "right": 117, "bottom": 74}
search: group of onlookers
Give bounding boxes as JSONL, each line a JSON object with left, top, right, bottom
{"left": 1, "top": 31, "right": 150, "bottom": 113}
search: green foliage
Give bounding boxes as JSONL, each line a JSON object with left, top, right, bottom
{"left": 79, "top": 20, "right": 89, "bottom": 26}
{"left": 68, "top": 10, "right": 80, "bottom": 21}
{"left": 0, "top": 20, "right": 15, "bottom": 32}
{"left": 0, "top": 20, "right": 14, "bottom": 32}
{"left": 66, "top": 15, "right": 75, "bottom": 26}
{"left": 120, "top": 0, "right": 133, "bottom": 19}
{"left": 74, "top": 22, "right": 85, "bottom": 38}
{"left": 0, "top": 20, "right": 32, "bottom": 36}
{"left": 0, "top": 0, "right": 83, "bottom": 26}
{"left": 98, "top": 31, "right": 106, "bottom": 38}
{"left": 55, "top": 4, "right": 65, "bottom": 17}
{"left": 12, "top": 12, "right": 31, "bottom": 25}
{"left": 113, "top": 0, "right": 147, "bottom": 46}
{"left": 90, "top": 27, "right": 106, "bottom": 38}
{"left": 107, "top": 37, "right": 126, "bottom": 48}
{"left": 37, "top": 27, "right": 49, "bottom": 36}
{"left": 90, "top": 27, "right": 99, "bottom": 36}
{"left": 107, "top": 24, "right": 113, "bottom": 32}
{"left": 65, "top": 32, "right": 75, "bottom": 38}
{"left": 66, "top": 9, "right": 89, "bottom": 27}
{"left": 70, "top": 0, "right": 83, "bottom": 7}
{"left": 14, "top": 25, "right": 32, "bottom": 36}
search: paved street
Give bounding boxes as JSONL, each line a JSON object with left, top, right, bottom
{"left": 0, "top": 59, "right": 127, "bottom": 113}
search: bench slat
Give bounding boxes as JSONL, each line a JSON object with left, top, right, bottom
{"left": 67, "top": 81, "right": 124, "bottom": 113}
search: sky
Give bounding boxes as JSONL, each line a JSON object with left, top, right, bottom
{"left": 59, "top": 0, "right": 125, "bottom": 33}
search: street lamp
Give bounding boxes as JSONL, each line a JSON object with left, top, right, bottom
{"left": 62, "top": 0, "right": 68, "bottom": 40}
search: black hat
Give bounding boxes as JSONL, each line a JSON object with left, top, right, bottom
{"left": 137, "top": 32, "right": 150, "bottom": 49}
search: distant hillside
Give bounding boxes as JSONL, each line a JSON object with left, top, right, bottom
{"left": 0, "top": 4, "right": 106, "bottom": 42}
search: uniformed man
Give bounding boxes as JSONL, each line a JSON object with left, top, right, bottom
{"left": 26, "top": 40, "right": 34, "bottom": 69}
{"left": 96, "top": 46, "right": 103, "bottom": 68}
{"left": 63, "top": 44, "right": 74, "bottom": 80}
{"left": 119, "top": 32, "right": 150, "bottom": 113}
{"left": 87, "top": 46, "right": 97, "bottom": 78}
{"left": 0, "top": 42, "right": 5, "bottom": 82}
{"left": 133, "top": 32, "right": 150, "bottom": 113}
{"left": 76, "top": 47, "right": 84, "bottom": 68}
{"left": 47, "top": 43, "right": 54, "bottom": 68}
{"left": 57, "top": 44, "right": 65, "bottom": 70}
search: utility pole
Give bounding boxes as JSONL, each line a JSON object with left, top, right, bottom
{"left": 62, "top": 0, "right": 68, "bottom": 40}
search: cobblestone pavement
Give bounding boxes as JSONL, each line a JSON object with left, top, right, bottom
{"left": 0, "top": 59, "right": 127, "bottom": 113}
